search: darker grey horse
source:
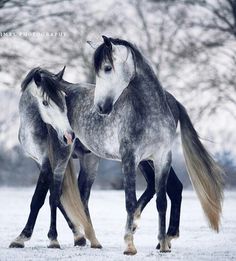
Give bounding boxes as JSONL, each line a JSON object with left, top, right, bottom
{"left": 90, "top": 36, "right": 223, "bottom": 254}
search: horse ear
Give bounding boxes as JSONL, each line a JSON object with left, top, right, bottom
{"left": 86, "top": 40, "right": 100, "bottom": 49}
{"left": 33, "top": 71, "right": 41, "bottom": 87}
{"left": 102, "top": 35, "right": 112, "bottom": 49}
{"left": 55, "top": 66, "right": 66, "bottom": 80}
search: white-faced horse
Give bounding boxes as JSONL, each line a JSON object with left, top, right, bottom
{"left": 9, "top": 67, "right": 101, "bottom": 249}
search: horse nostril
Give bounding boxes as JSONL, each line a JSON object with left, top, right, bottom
{"left": 71, "top": 132, "right": 75, "bottom": 141}
{"left": 97, "top": 103, "right": 104, "bottom": 114}
{"left": 104, "top": 102, "right": 112, "bottom": 114}
{"left": 63, "top": 131, "right": 74, "bottom": 145}
{"left": 63, "top": 135, "right": 67, "bottom": 144}
{"left": 97, "top": 99, "right": 113, "bottom": 115}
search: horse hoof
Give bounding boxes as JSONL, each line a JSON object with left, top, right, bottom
{"left": 91, "top": 243, "right": 102, "bottom": 249}
{"left": 160, "top": 248, "right": 171, "bottom": 253}
{"left": 123, "top": 248, "right": 137, "bottom": 255}
{"left": 48, "top": 244, "right": 61, "bottom": 249}
{"left": 48, "top": 240, "right": 61, "bottom": 249}
{"left": 156, "top": 239, "right": 171, "bottom": 252}
{"left": 9, "top": 241, "right": 24, "bottom": 248}
{"left": 156, "top": 243, "right": 171, "bottom": 250}
{"left": 167, "top": 233, "right": 179, "bottom": 241}
{"left": 74, "top": 237, "right": 86, "bottom": 247}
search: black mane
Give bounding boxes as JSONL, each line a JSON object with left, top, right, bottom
{"left": 21, "top": 67, "right": 65, "bottom": 111}
{"left": 21, "top": 67, "right": 41, "bottom": 91}
{"left": 93, "top": 38, "right": 144, "bottom": 74}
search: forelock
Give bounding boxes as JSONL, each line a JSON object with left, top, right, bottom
{"left": 93, "top": 42, "right": 114, "bottom": 74}
{"left": 40, "top": 75, "right": 65, "bottom": 112}
{"left": 21, "top": 67, "right": 65, "bottom": 111}
{"left": 93, "top": 37, "right": 139, "bottom": 75}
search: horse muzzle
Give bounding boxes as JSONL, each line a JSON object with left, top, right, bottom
{"left": 63, "top": 131, "right": 75, "bottom": 145}
{"left": 95, "top": 97, "right": 113, "bottom": 115}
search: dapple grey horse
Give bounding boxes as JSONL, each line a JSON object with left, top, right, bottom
{"left": 90, "top": 36, "right": 224, "bottom": 254}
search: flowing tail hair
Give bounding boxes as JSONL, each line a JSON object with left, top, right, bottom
{"left": 178, "top": 102, "right": 224, "bottom": 232}
{"left": 59, "top": 159, "right": 99, "bottom": 245}
{"left": 48, "top": 136, "right": 99, "bottom": 246}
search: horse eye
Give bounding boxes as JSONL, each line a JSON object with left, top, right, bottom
{"left": 42, "top": 100, "right": 49, "bottom": 106}
{"left": 104, "top": 65, "right": 112, "bottom": 73}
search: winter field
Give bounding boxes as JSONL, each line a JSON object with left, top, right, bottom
{"left": 0, "top": 188, "right": 235, "bottom": 261}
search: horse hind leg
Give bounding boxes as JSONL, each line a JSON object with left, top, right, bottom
{"left": 133, "top": 161, "right": 156, "bottom": 232}
{"left": 166, "top": 168, "right": 183, "bottom": 244}
{"left": 135, "top": 161, "right": 182, "bottom": 250}
{"left": 154, "top": 151, "right": 172, "bottom": 253}
{"left": 156, "top": 167, "right": 183, "bottom": 250}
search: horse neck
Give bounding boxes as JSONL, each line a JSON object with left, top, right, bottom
{"left": 133, "top": 60, "right": 165, "bottom": 101}
{"left": 65, "top": 83, "right": 94, "bottom": 124}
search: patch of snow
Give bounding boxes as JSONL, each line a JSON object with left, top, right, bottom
{"left": 0, "top": 189, "right": 235, "bottom": 261}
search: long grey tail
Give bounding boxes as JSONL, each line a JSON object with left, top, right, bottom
{"left": 178, "top": 102, "right": 224, "bottom": 232}
{"left": 60, "top": 159, "right": 99, "bottom": 245}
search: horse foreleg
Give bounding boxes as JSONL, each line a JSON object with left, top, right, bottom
{"left": 120, "top": 149, "right": 137, "bottom": 255}
{"left": 47, "top": 177, "right": 61, "bottom": 248}
{"left": 9, "top": 159, "right": 51, "bottom": 248}
{"left": 47, "top": 127, "right": 71, "bottom": 249}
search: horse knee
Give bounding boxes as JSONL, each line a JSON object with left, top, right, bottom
{"left": 126, "top": 200, "right": 136, "bottom": 215}
{"left": 156, "top": 194, "right": 167, "bottom": 213}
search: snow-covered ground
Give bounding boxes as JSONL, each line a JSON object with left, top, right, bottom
{"left": 0, "top": 188, "right": 235, "bottom": 261}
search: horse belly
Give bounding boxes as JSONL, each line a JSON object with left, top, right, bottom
{"left": 135, "top": 122, "right": 175, "bottom": 163}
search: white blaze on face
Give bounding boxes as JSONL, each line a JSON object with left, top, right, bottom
{"left": 29, "top": 83, "right": 73, "bottom": 142}
{"left": 94, "top": 44, "right": 135, "bottom": 110}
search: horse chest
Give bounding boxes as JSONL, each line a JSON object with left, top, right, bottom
{"left": 77, "top": 117, "right": 121, "bottom": 160}
{"left": 102, "top": 128, "right": 120, "bottom": 159}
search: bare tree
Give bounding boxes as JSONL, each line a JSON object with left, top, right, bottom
{"left": 147, "top": 0, "right": 236, "bottom": 118}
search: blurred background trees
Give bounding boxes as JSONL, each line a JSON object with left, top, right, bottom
{"left": 0, "top": 0, "right": 235, "bottom": 187}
